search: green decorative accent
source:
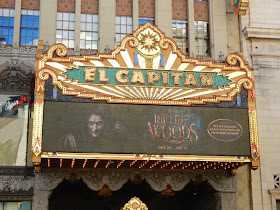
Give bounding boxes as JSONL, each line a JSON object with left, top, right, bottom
{"left": 233, "top": 0, "right": 239, "bottom": 8}
{"left": 64, "top": 67, "right": 231, "bottom": 89}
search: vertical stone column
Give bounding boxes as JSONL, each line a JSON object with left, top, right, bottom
{"left": 236, "top": 164, "right": 251, "bottom": 209}
{"left": 32, "top": 189, "right": 51, "bottom": 210}
{"left": 39, "top": 0, "right": 57, "bottom": 45}
{"left": 13, "top": 0, "right": 21, "bottom": 47}
{"left": 155, "top": 0, "right": 172, "bottom": 37}
{"left": 208, "top": 0, "right": 228, "bottom": 60}
{"left": 225, "top": 0, "right": 240, "bottom": 53}
{"left": 98, "top": 0, "right": 116, "bottom": 52}
{"left": 32, "top": 171, "right": 67, "bottom": 210}
{"left": 187, "top": 0, "right": 196, "bottom": 57}
{"left": 132, "top": 0, "right": 139, "bottom": 31}
{"left": 219, "top": 192, "right": 237, "bottom": 210}
{"left": 74, "top": 0, "right": 81, "bottom": 51}
{"left": 32, "top": 174, "right": 51, "bottom": 210}
{"left": 251, "top": 168, "right": 264, "bottom": 209}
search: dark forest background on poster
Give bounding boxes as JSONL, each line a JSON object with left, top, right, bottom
{"left": 42, "top": 101, "right": 250, "bottom": 156}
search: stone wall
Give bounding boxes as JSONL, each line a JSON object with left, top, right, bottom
{"left": 240, "top": 0, "right": 280, "bottom": 209}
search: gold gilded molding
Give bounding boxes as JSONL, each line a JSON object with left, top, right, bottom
{"left": 123, "top": 197, "right": 148, "bottom": 210}
{"left": 47, "top": 43, "right": 68, "bottom": 59}
{"left": 248, "top": 89, "right": 260, "bottom": 169}
{"left": 32, "top": 103, "right": 44, "bottom": 157}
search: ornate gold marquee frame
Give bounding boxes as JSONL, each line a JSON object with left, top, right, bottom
{"left": 32, "top": 22, "right": 259, "bottom": 169}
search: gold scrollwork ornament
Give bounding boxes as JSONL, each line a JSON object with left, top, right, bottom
{"left": 123, "top": 197, "right": 148, "bottom": 210}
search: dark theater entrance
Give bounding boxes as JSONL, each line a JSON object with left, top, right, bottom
{"left": 49, "top": 176, "right": 220, "bottom": 210}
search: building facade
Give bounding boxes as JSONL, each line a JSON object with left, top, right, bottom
{"left": 239, "top": 0, "right": 280, "bottom": 209}
{"left": 0, "top": 0, "right": 278, "bottom": 209}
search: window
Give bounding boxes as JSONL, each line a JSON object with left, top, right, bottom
{"left": 80, "top": 14, "right": 98, "bottom": 50}
{"left": 0, "top": 8, "right": 14, "bottom": 45}
{"left": 172, "top": 20, "right": 188, "bottom": 53}
{"left": 115, "top": 16, "right": 132, "bottom": 46}
{"left": 0, "top": 201, "right": 31, "bottom": 210}
{"left": 194, "top": 21, "right": 209, "bottom": 57}
{"left": 20, "top": 10, "right": 39, "bottom": 46}
{"left": 56, "top": 12, "right": 75, "bottom": 48}
{"left": 138, "top": 18, "right": 154, "bottom": 25}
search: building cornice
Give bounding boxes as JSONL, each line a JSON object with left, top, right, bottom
{"left": 243, "top": 27, "right": 280, "bottom": 40}
{"left": 0, "top": 45, "right": 36, "bottom": 58}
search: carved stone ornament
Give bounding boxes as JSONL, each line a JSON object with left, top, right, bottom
{"left": 0, "top": 44, "right": 37, "bottom": 55}
{"left": 31, "top": 169, "right": 236, "bottom": 210}
{"left": 0, "top": 65, "right": 34, "bottom": 92}
{"left": 0, "top": 176, "right": 34, "bottom": 198}
{"left": 0, "top": 176, "right": 33, "bottom": 191}
{"left": 35, "top": 169, "right": 236, "bottom": 193}
{"left": 123, "top": 197, "right": 148, "bottom": 210}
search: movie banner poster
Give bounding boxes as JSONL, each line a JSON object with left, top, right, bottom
{"left": 0, "top": 95, "right": 29, "bottom": 166}
{"left": 42, "top": 101, "right": 250, "bottom": 156}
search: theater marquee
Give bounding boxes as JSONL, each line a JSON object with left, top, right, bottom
{"left": 33, "top": 22, "right": 259, "bottom": 169}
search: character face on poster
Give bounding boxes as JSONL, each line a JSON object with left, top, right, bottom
{"left": 43, "top": 101, "right": 251, "bottom": 156}
{"left": 63, "top": 113, "right": 106, "bottom": 151}
{"left": 87, "top": 114, "right": 105, "bottom": 137}
{"left": 62, "top": 109, "right": 125, "bottom": 152}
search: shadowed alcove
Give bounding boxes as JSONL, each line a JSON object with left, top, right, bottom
{"left": 49, "top": 176, "right": 220, "bottom": 210}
